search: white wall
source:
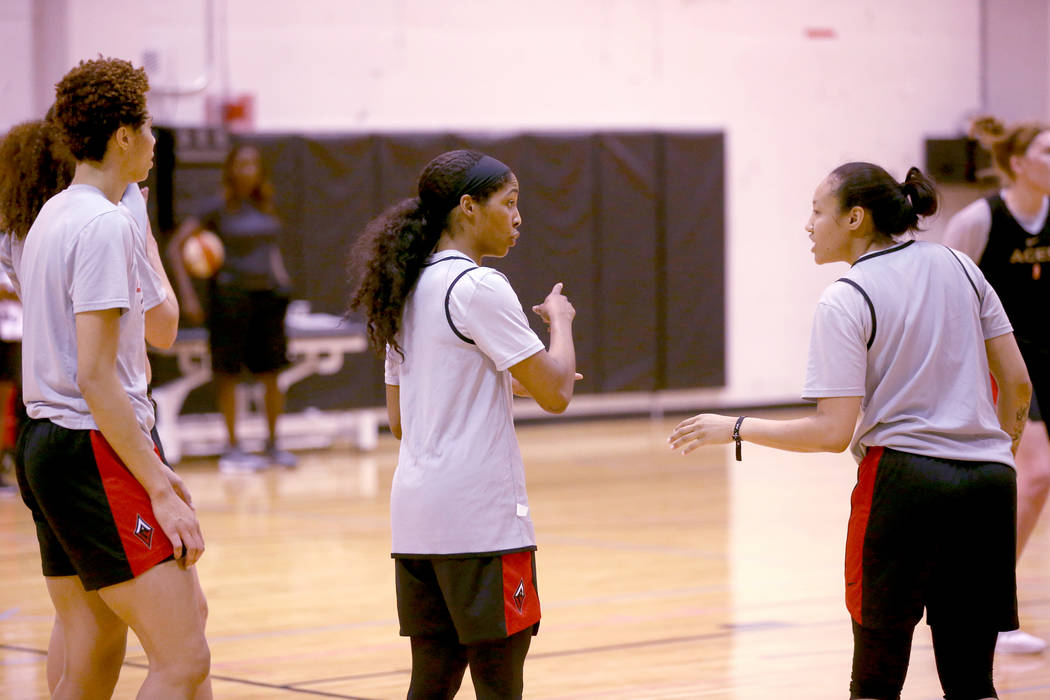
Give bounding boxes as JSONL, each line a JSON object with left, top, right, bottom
{"left": 0, "top": 0, "right": 34, "bottom": 129}
{"left": 1, "top": 0, "right": 996, "bottom": 406}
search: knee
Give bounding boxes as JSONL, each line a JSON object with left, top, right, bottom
{"left": 157, "top": 637, "right": 211, "bottom": 688}
{"left": 60, "top": 627, "right": 127, "bottom": 690}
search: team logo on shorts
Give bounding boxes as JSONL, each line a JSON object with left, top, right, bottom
{"left": 513, "top": 578, "right": 526, "bottom": 613}
{"left": 133, "top": 515, "right": 154, "bottom": 549}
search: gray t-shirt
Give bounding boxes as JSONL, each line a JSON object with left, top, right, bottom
{"left": 19, "top": 184, "right": 155, "bottom": 432}
{"left": 803, "top": 240, "right": 1015, "bottom": 466}
{"left": 198, "top": 196, "right": 282, "bottom": 290}
{"left": 385, "top": 252, "right": 545, "bottom": 556}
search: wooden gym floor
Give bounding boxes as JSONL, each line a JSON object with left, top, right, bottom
{"left": 2, "top": 411, "right": 1049, "bottom": 698}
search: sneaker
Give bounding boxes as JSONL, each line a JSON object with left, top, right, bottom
{"left": 0, "top": 474, "right": 16, "bottom": 497}
{"left": 265, "top": 443, "right": 298, "bottom": 468}
{"left": 218, "top": 446, "right": 268, "bottom": 473}
{"left": 996, "top": 629, "right": 1047, "bottom": 654}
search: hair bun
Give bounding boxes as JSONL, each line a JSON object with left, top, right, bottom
{"left": 969, "top": 115, "right": 1006, "bottom": 145}
{"left": 901, "top": 167, "right": 938, "bottom": 218}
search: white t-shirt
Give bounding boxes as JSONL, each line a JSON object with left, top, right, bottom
{"left": 0, "top": 184, "right": 166, "bottom": 341}
{"left": 19, "top": 184, "right": 156, "bottom": 432}
{"left": 385, "top": 251, "right": 545, "bottom": 556}
{"left": 802, "top": 240, "right": 1015, "bottom": 466}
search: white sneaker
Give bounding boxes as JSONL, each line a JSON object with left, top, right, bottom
{"left": 996, "top": 629, "right": 1047, "bottom": 654}
{"left": 218, "top": 446, "right": 268, "bottom": 473}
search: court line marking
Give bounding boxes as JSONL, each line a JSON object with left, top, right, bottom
{"left": 0, "top": 644, "right": 380, "bottom": 699}
{"left": 289, "top": 629, "right": 734, "bottom": 687}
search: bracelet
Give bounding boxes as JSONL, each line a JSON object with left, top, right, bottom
{"left": 733, "top": 416, "right": 746, "bottom": 462}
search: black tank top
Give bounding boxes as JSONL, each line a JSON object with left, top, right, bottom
{"left": 978, "top": 193, "right": 1050, "bottom": 345}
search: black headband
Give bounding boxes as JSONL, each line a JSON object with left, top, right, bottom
{"left": 454, "top": 154, "right": 511, "bottom": 202}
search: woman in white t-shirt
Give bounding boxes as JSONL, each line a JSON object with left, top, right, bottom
{"left": 9, "top": 58, "right": 210, "bottom": 697}
{"left": 348, "top": 149, "right": 577, "bottom": 698}
{"left": 943, "top": 116, "right": 1050, "bottom": 655}
{"left": 669, "top": 162, "right": 1031, "bottom": 700}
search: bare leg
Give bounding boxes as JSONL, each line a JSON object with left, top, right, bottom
{"left": 260, "top": 371, "right": 283, "bottom": 444}
{"left": 97, "top": 561, "right": 210, "bottom": 699}
{"left": 47, "top": 616, "right": 63, "bottom": 694}
{"left": 1015, "top": 420, "right": 1050, "bottom": 557}
{"left": 215, "top": 373, "right": 239, "bottom": 447}
{"left": 46, "top": 575, "right": 128, "bottom": 700}
{"left": 190, "top": 567, "right": 213, "bottom": 700}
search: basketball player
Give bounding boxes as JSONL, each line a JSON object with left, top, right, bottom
{"left": 12, "top": 57, "right": 210, "bottom": 697}
{"left": 348, "top": 149, "right": 577, "bottom": 698}
{"left": 943, "top": 116, "right": 1050, "bottom": 654}
{"left": 0, "top": 114, "right": 214, "bottom": 697}
{"left": 670, "top": 163, "right": 1029, "bottom": 699}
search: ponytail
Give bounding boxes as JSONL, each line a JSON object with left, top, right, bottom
{"left": 347, "top": 149, "right": 514, "bottom": 359}
{"left": 830, "top": 162, "right": 939, "bottom": 238}
{"left": 970, "top": 115, "right": 1048, "bottom": 181}
{"left": 348, "top": 197, "right": 441, "bottom": 357}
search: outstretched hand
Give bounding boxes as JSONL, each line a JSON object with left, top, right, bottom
{"left": 667, "top": 413, "right": 736, "bottom": 455}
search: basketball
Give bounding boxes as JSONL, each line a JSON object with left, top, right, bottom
{"left": 182, "top": 230, "right": 224, "bottom": 278}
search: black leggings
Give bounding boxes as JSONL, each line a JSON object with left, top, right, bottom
{"left": 407, "top": 627, "right": 532, "bottom": 700}
{"left": 849, "top": 620, "right": 998, "bottom": 699}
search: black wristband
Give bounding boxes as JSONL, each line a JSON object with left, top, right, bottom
{"left": 733, "top": 416, "right": 746, "bottom": 462}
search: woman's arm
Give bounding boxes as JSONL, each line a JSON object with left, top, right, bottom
{"left": 508, "top": 283, "right": 576, "bottom": 414}
{"left": 986, "top": 332, "right": 1032, "bottom": 454}
{"left": 166, "top": 217, "right": 206, "bottom": 324}
{"left": 668, "top": 396, "right": 863, "bottom": 455}
{"left": 386, "top": 384, "right": 401, "bottom": 440}
{"left": 142, "top": 213, "right": 179, "bottom": 348}
{"left": 76, "top": 308, "right": 205, "bottom": 565}
{"left": 270, "top": 247, "right": 292, "bottom": 291}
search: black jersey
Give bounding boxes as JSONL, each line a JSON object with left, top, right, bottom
{"left": 977, "top": 194, "right": 1050, "bottom": 345}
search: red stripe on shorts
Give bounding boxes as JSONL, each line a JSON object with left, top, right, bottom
{"left": 502, "top": 551, "right": 541, "bottom": 636}
{"left": 844, "top": 446, "right": 884, "bottom": 626}
{"left": 90, "top": 431, "right": 174, "bottom": 577}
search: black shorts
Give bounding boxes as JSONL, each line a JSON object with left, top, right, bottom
{"left": 207, "top": 285, "right": 290, "bottom": 376}
{"left": 395, "top": 550, "right": 541, "bottom": 645}
{"left": 846, "top": 447, "right": 1017, "bottom": 631}
{"left": 15, "top": 418, "right": 175, "bottom": 590}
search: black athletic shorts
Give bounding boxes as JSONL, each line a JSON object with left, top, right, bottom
{"left": 845, "top": 446, "right": 1018, "bottom": 631}
{"left": 15, "top": 418, "right": 175, "bottom": 590}
{"left": 206, "top": 285, "right": 290, "bottom": 376}
{"left": 395, "top": 550, "right": 541, "bottom": 645}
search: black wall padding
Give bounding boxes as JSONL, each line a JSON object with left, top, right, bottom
{"left": 150, "top": 131, "right": 725, "bottom": 414}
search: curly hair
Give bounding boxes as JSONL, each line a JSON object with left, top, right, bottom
{"left": 222, "top": 143, "right": 277, "bottom": 215}
{"left": 970, "top": 115, "right": 1048, "bottom": 181}
{"left": 347, "top": 149, "right": 514, "bottom": 358}
{"left": 0, "top": 120, "right": 75, "bottom": 239}
{"left": 52, "top": 56, "right": 150, "bottom": 162}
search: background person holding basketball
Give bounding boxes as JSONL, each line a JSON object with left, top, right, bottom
{"left": 169, "top": 143, "right": 296, "bottom": 471}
